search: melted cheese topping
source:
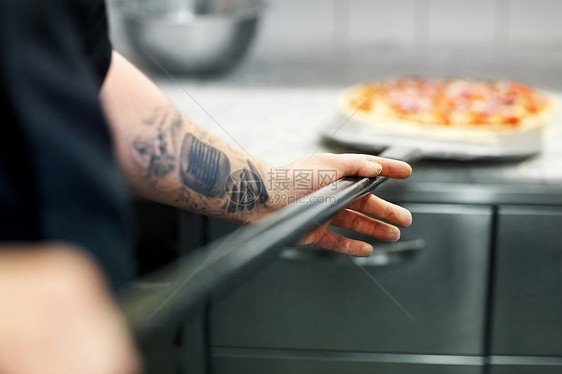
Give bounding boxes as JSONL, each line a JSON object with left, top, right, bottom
{"left": 343, "top": 78, "right": 551, "bottom": 128}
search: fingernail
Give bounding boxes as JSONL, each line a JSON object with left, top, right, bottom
{"left": 369, "top": 161, "right": 383, "bottom": 174}
{"left": 363, "top": 243, "right": 374, "bottom": 256}
{"left": 390, "top": 228, "right": 401, "bottom": 242}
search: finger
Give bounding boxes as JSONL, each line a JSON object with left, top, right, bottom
{"left": 361, "top": 154, "right": 412, "bottom": 179}
{"left": 312, "top": 229, "right": 374, "bottom": 257}
{"left": 308, "top": 153, "right": 384, "bottom": 179}
{"left": 312, "top": 153, "right": 412, "bottom": 180}
{"left": 349, "top": 193, "right": 412, "bottom": 228}
{"left": 330, "top": 209, "right": 401, "bottom": 242}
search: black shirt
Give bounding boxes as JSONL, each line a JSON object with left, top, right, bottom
{"left": 0, "top": 0, "right": 134, "bottom": 290}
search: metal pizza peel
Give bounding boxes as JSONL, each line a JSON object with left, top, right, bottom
{"left": 321, "top": 115, "right": 544, "bottom": 161}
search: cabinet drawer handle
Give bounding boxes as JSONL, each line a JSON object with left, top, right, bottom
{"left": 281, "top": 239, "right": 424, "bottom": 266}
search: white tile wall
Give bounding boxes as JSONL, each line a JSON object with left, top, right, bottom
{"left": 252, "top": 0, "right": 562, "bottom": 52}
{"left": 427, "top": 0, "right": 497, "bottom": 45}
{"left": 253, "top": 0, "right": 338, "bottom": 57}
{"left": 508, "top": 0, "right": 562, "bottom": 45}
{"left": 347, "top": 0, "right": 417, "bottom": 47}
{"left": 108, "top": 0, "right": 562, "bottom": 63}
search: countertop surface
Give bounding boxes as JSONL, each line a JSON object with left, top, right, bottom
{"left": 139, "top": 46, "right": 562, "bottom": 205}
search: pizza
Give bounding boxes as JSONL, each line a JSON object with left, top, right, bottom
{"left": 338, "top": 78, "right": 554, "bottom": 143}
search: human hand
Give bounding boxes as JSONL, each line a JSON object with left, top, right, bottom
{"left": 0, "top": 244, "right": 140, "bottom": 374}
{"left": 267, "top": 153, "right": 412, "bottom": 257}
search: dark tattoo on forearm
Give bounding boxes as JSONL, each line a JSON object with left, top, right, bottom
{"left": 179, "top": 134, "right": 269, "bottom": 212}
{"left": 179, "top": 133, "right": 231, "bottom": 198}
{"left": 133, "top": 108, "right": 182, "bottom": 178}
{"left": 134, "top": 107, "right": 269, "bottom": 216}
{"left": 174, "top": 188, "right": 225, "bottom": 215}
{"left": 225, "top": 160, "right": 269, "bottom": 213}
{"left": 133, "top": 136, "right": 175, "bottom": 177}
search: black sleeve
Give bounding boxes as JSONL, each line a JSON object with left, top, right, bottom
{"left": 67, "top": 0, "right": 114, "bottom": 88}
{"left": 0, "top": 0, "right": 134, "bottom": 291}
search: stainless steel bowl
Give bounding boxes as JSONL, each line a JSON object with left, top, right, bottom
{"left": 119, "top": 0, "right": 264, "bottom": 74}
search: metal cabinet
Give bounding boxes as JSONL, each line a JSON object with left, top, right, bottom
{"left": 132, "top": 201, "right": 208, "bottom": 374}
{"left": 490, "top": 206, "right": 562, "bottom": 373}
{"left": 212, "top": 350, "right": 484, "bottom": 374}
{"left": 491, "top": 205, "right": 562, "bottom": 356}
{"left": 489, "top": 356, "right": 562, "bottom": 374}
{"left": 489, "top": 367, "right": 562, "bottom": 374}
{"left": 208, "top": 204, "right": 492, "bottom": 373}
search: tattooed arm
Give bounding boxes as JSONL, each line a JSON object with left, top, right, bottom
{"left": 101, "top": 52, "right": 273, "bottom": 221}
{"left": 100, "top": 52, "right": 412, "bottom": 256}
